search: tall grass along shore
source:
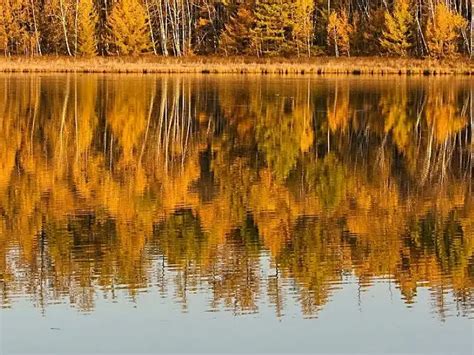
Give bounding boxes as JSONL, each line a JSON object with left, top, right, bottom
{"left": 1, "top": 57, "right": 473, "bottom": 75}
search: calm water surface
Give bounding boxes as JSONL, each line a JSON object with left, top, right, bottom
{"left": 0, "top": 75, "right": 472, "bottom": 354}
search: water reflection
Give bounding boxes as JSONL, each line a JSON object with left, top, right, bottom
{"left": 0, "top": 75, "right": 472, "bottom": 320}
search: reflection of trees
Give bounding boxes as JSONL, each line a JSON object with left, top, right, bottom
{"left": 0, "top": 75, "right": 472, "bottom": 319}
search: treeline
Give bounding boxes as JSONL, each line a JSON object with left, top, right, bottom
{"left": 0, "top": 0, "right": 473, "bottom": 58}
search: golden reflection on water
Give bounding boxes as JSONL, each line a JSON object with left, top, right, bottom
{"left": 0, "top": 75, "right": 472, "bottom": 319}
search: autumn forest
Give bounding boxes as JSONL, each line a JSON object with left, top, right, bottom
{"left": 0, "top": 0, "right": 473, "bottom": 59}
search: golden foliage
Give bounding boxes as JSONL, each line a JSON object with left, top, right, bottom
{"left": 107, "top": 0, "right": 151, "bottom": 55}
{"left": 425, "top": 2, "right": 468, "bottom": 58}
{"left": 380, "top": 0, "right": 414, "bottom": 56}
{"left": 327, "top": 10, "right": 352, "bottom": 57}
{"left": 77, "top": 0, "right": 98, "bottom": 56}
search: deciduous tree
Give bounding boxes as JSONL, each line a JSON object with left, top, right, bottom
{"left": 425, "top": 2, "right": 467, "bottom": 57}
{"left": 327, "top": 10, "right": 352, "bottom": 57}
{"left": 380, "top": 0, "right": 414, "bottom": 56}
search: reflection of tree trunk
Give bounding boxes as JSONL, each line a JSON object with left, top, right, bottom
{"left": 30, "top": 77, "right": 41, "bottom": 154}
{"left": 156, "top": 79, "right": 168, "bottom": 158}
{"left": 59, "top": 76, "right": 71, "bottom": 166}
{"left": 182, "top": 82, "right": 191, "bottom": 167}
{"left": 109, "top": 133, "right": 114, "bottom": 170}
{"left": 74, "top": 76, "right": 79, "bottom": 162}
{"left": 421, "top": 124, "right": 434, "bottom": 184}
{"left": 470, "top": 86, "right": 473, "bottom": 193}
{"left": 139, "top": 87, "right": 156, "bottom": 165}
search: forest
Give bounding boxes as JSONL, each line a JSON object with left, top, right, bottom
{"left": 0, "top": 0, "right": 473, "bottom": 58}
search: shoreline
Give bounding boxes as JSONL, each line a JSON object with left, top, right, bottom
{"left": 0, "top": 56, "right": 473, "bottom": 75}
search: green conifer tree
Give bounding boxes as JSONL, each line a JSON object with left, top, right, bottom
{"left": 220, "top": 5, "right": 255, "bottom": 55}
{"left": 250, "top": 0, "right": 293, "bottom": 56}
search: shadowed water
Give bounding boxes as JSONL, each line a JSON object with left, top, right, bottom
{"left": 0, "top": 75, "right": 472, "bottom": 353}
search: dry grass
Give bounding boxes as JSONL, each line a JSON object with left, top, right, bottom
{"left": 0, "top": 55, "right": 473, "bottom": 75}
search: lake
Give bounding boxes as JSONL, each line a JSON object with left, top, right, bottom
{"left": 0, "top": 75, "right": 472, "bottom": 354}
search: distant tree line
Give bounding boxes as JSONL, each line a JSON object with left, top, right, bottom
{"left": 0, "top": 0, "right": 472, "bottom": 58}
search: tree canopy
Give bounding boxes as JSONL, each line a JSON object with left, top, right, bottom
{"left": 0, "top": 0, "right": 472, "bottom": 57}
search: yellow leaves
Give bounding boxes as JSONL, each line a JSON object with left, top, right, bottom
{"left": 427, "top": 106, "right": 467, "bottom": 142}
{"left": 292, "top": 0, "right": 315, "bottom": 56}
{"left": 380, "top": 0, "right": 413, "bottom": 56}
{"left": 426, "top": 2, "right": 468, "bottom": 58}
{"left": 382, "top": 93, "right": 412, "bottom": 151}
{"left": 0, "top": 0, "right": 35, "bottom": 55}
{"left": 107, "top": 0, "right": 151, "bottom": 55}
{"left": 327, "top": 85, "right": 350, "bottom": 132}
{"left": 299, "top": 124, "right": 313, "bottom": 152}
{"left": 0, "top": 3, "right": 8, "bottom": 53}
{"left": 77, "top": 0, "right": 98, "bottom": 56}
{"left": 197, "top": 17, "right": 210, "bottom": 28}
{"left": 106, "top": 79, "right": 153, "bottom": 163}
{"left": 425, "top": 87, "right": 468, "bottom": 143}
{"left": 327, "top": 10, "right": 352, "bottom": 57}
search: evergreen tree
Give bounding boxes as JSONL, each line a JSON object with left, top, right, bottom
{"left": 107, "top": 0, "right": 151, "bottom": 55}
{"left": 77, "top": 0, "right": 98, "bottom": 56}
{"left": 362, "top": 9, "right": 385, "bottom": 55}
{"left": 380, "top": 0, "right": 414, "bottom": 56}
{"left": 425, "top": 3, "right": 467, "bottom": 58}
{"left": 220, "top": 5, "right": 255, "bottom": 55}
{"left": 251, "top": 0, "right": 293, "bottom": 56}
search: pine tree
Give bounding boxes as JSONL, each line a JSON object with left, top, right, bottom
{"left": 220, "top": 5, "right": 255, "bottom": 55}
{"left": 77, "top": 0, "right": 98, "bottom": 56}
{"left": 251, "top": 0, "right": 293, "bottom": 56}
{"left": 425, "top": 3, "right": 467, "bottom": 58}
{"left": 380, "top": 0, "right": 414, "bottom": 56}
{"left": 327, "top": 10, "right": 352, "bottom": 57}
{"left": 107, "top": 0, "right": 151, "bottom": 55}
{"left": 362, "top": 8, "right": 385, "bottom": 55}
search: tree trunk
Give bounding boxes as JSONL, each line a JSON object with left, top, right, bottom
{"left": 30, "top": 0, "right": 42, "bottom": 55}
{"left": 156, "top": 0, "right": 169, "bottom": 56}
{"left": 145, "top": 0, "right": 158, "bottom": 55}
{"left": 59, "top": 0, "right": 73, "bottom": 56}
{"left": 471, "top": 1, "right": 473, "bottom": 58}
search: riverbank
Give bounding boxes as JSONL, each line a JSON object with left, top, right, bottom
{"left": 0, "top": 56, "right": 473, "bottom": 75}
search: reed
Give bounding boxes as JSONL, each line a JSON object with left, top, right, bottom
{"left": 0, "top": 56, "right": 472, "bottom": 75}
